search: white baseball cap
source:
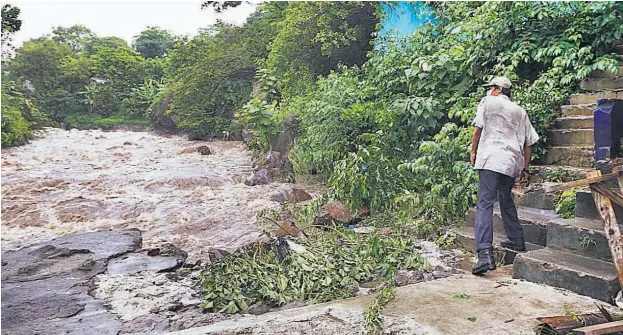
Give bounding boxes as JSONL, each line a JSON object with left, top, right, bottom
{"left": 483, "top": 76, "right": 512, "bottom": 89}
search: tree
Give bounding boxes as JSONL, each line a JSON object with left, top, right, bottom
{"left": 201, "top": 1, "right": 250, "bottom": 12}
{"left": 132, "top": 26, "right": 175, "bottom": 58}
{"left": 52, "top": 25, "right": 95, "bottom": 52}
{"left": 83, "top": 36, "right": 127, "bottom": 54}
{"left": 265, "top": 2, "right": 378, "bottom": 98}
{"left": 1, "top": 4, "right": 22, "bottom": 58}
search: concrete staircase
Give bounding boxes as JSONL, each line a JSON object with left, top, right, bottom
{"left": 541, "top": 64, "right": 623, "bottom": 168}
{"left": 454, "top": 64, "right": 623, "bottom": 303}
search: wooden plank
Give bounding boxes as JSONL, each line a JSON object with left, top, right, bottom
{"left": 588, "top": 170, "right": 623, "bottom": 290}
{"left": 614, "top": 165, "right": 623, "bottom": 193}
{"left": 592, "top": 184, "right": 623, "bottom": 208}
{"left": 544, "top": 172, "right": 619, "bottom": 193}
{"left": 572, "top": 320, "right": 623, "bottom": 335}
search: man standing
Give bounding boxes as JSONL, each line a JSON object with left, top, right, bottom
{"left": 470, "top": 76, "right": 539, "bottom": 275}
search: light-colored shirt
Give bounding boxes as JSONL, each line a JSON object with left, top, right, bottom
{"left": 472, "top": 95, "right": 539, "bottom": 178}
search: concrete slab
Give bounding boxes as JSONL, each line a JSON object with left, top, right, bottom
{"left": 547, "top": 217, "right": 611, "bottom": 262}
{"left": 561, "top": 104, "right": 595, "bottom": 117}
{"left": 512, "top": 184, "right": 561, "bottom": 211}
{"left": 513, "top": 248, "right": 619, "bottom": 302}
{"left": 580, "top": 77, "right": 623, "bottom": 91}
{"left": 575, "top": 189, "right": 623, "bottom": 224}
{"left": 590, "top": 66, "right": 623, "bottom": 79}
{"left": 539, "top": 146, "right": 594, "bottom": 168}
{"left": 554, "top": 115, "right": 594, "bottom": 129}
{"left": 463, "top": 206, "right": 554, "bottom": 246}
{"left": 166, "top": 272, "right": 619, "bottom": 335}
{"left": 570, "top": 90, "right": 623, "bottom": 105}
{"left": 548, "top": 129, "right": 594, "bottom": 146}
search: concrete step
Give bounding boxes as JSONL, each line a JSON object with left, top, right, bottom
{"left": 561, "top": 104, "right": 595, "bottom": 117}
{"left": 569, "top": 90, "right": 623, "bottom": 105}
{"left": 513, "top": 247, "right": 619, "bottom": 302}
{"left": 546, "top": 217, "right": 611, "bottom": 262}
{"left": 575, "top": 189, "right": 623, "bottom": 224}
{"left": 580, "top": 77, "right": 623, "bottom": 91}
{"left": 452, "top": 226, "right": 542, "bottom": 264}
{"left": 512, "top": 184, "right": 561, "bottom": 211}
{"left": 539, "top": 146, "right": 594, "bottom": 168}
{"left": 464, "top": 206, "right": 555, "bottom": 246}
{"left": 528, "top": 165, "right": 591, "bottom": 184}
{"left": 590, "top": 65, "right": 623, "bottom": 79}
{"left": 553, "top": 116, "right": 593, "bottom": 130}
{"left": 548, "top": 129, "right": 594, "bottom": 146}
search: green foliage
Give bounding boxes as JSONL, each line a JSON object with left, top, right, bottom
{"left": 166, "top": 24, "right": 260, "bottom": 139}
{"left": 1, "top": 4, "right": 22, "bottom": 58}
{"left": 362, "top": 282, "right": 396, "bottom": 335}
{"left": 555, "top": 188, "right": 578, "bottom": 219}
{"left": 579, "top": 234, "right": 597, "bottom": 248}
{"left": 200, "top": 223, "right": 428, "bottom": 313}
{"left": 132, "top": 26, "right": 175, "bottom": 59}
{"left": 266, "top": 2, "right": 378, "bottom": 98}
{"left": 236, "top": 98, "right": 279, "bottom": 152}
{"left": 52, "top": 25, "right": 95, "bottom": 52}
{"left": 1, "top": 75, "right": 49, "bottom": 147}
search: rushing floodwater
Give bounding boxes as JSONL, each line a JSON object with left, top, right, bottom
{"left": 1, "top": 128, "right": 312, "bottom": 261}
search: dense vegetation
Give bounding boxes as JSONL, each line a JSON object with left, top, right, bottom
{"left": 2, "top": 0, "right": 623, "bottom": 316}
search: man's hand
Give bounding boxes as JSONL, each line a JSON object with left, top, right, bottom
{"left": 519, "top": 169, "right": 530, "bottom": 186}
{"left": 470, "top": 152, "right": 477, "bottom": 165}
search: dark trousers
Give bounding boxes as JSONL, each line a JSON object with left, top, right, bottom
{"left": 475, "top": 169, "right": 524, "bottom": 251}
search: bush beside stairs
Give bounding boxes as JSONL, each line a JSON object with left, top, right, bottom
{"left": 454, "top": 62, "right": 623, "bottom": 303}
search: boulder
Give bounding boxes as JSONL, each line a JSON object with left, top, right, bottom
{"left": 314, "top": 201, "right": 352, "bottom": 226}
{"left": 244, "top": 169, "right": 272, "bottom": 186}
{"left": 208, "top": 249, "right": 231, "bottom": 264}
{"left": 152, "top": 95, "right": 179, "bottom": 134}
{"left": 107, "top": 244, "right": 187, "bottom": 275}
{"left": 270, "top": 188, "right": 312, "bottom": 204}
{"left": 241, "top": 129, "right": 256, "bottom": 146}
{"left": 197, "top": 146, "right": 212, "bottom": 155}
{"left": 273, "top": 115, "right": 299, "bottom": 155}
{"left": 263, "top": 151, "right": 293, "bottom": 172}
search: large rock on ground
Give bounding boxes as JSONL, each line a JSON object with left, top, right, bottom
{"left": 272, "top": 114, "right": 299, "bottom": 155}
{"left": 245, "top": 168, "right": 272, "bottom": 186}
{"left": 1, "top": 229, "right": 142, "bottom": 335}
{"left": 108, "top": 244, "right": 187, "bottom": 275}
{"left": 270, "top": 188, "right": 312, "bottom": 204}
{"left": 314, "top": 201, "right": 352, "bottom": 226}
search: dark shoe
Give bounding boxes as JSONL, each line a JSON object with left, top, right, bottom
{"left": 472, "top": 248, "right": 496, "bottom": 275}
{"left": 500, "top": 238, "right": 526, "bottom": 252}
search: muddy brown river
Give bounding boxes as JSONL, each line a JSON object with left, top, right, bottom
{"left": 1, "top": 128, "right": 315, "bottom": 261}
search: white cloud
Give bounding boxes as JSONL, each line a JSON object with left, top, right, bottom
{"left": 10, "top": 0, "right": 257, "bottom": 47}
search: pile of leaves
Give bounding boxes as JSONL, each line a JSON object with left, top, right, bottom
{"left": 200, "top": 224, "right": 428, "bottom": 313}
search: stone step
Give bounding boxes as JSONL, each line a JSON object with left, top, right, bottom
{"left": 590, "top": 66, "right": 623, "bottom": 79}
{"left": 452, "top": 226, "right": 541, "bottom": 264}
{"left": 554, "top": 116, "right": 593, "bottom": 130}
{"left": 569, "top": 90, "right": 623, "bottom": 105}
{"left": 580, "top": 77, "right": 623, "bottom": 91}
{"left": 561, "top": 104, "right": 595, "bottom": 117}
{"left": 539, "top": 146, "right": 594, "bottom": 168}
{"left": 512, "top": 184, "right": 561, "bottom": 211}
{"left": 513, "top": 247, "right": 619, "bottom": 302}
{"left": 546, "top": 217, "right": 611, "bottom": 262}
{"left": 548, "top": 129, "right": 594, "bottom": 146}
{"left": 464, "top": 206, "right": 555, "bottom": 246}
{"left": 575, "top": 189, "right": 623, "bottom": 224}
{"left": 528, "top": 165, "right": 591, "bottom": 184}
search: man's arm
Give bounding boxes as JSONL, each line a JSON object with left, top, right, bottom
{"left": 471, "top": 127, "right": 482, "bottom": 164}
{"left": 523, "top": 144, "right": 532, "bottom": 170}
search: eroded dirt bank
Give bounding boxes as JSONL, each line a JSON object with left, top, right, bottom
{"left": 1, "top": 128, "right": 317, "bottom": 260}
